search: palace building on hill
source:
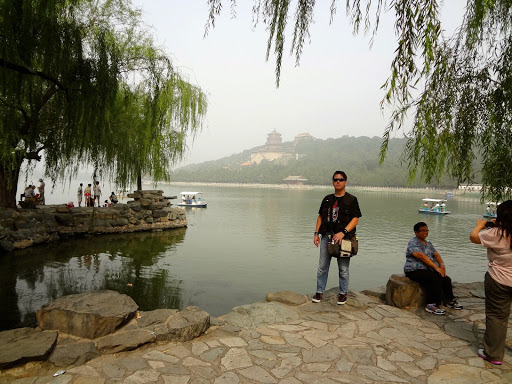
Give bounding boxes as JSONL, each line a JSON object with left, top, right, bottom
{"left": 248, "top": 130, "right": 313, "bottom": 165}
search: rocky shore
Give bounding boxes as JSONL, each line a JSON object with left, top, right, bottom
{"left": 0, "top": 281, "right": 510, "bottom": 383}
{"left": 0, "top": 190, "right": 186, "bottom": 252}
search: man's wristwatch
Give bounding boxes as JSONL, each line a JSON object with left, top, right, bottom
{"left": 342, "top": 228, "right": 348, "bottom": 235}
{"left": 314, "top": 232, "right": 319, "bottom": 236}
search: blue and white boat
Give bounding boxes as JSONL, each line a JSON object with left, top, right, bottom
{"left": 483, "top": 202, "right": 497, "bottom": 219}
{"left": 418, "top": 198, "right": 450, "bottom": 215}
{"left": 178, "top": 192, "right": 207, "bottom": 208}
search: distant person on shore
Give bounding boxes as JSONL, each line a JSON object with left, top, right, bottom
{"left": 38, "top": 178, "right": 45, "bottom": 205}
{"left": 109, "top": 192, "right": 118, "bottom": 204}
{"left": 470, "top": 200, "right": 512, "bottom": 366}
{"left": 84, "top": 184, "right": 92, "bottom": 207}
{"left": 77, "top": 183, "right": 83, "bottom": 207}
{"left": 93, "top": 181, "right": 102, "bottom": 207}
{"left": 405, "top": 222, "right": 463, "bottom": 315}
{"left": 24, "top": 185, "right": 36, "bottom": 204}
{"left": 312, "top": 171, "right": 362, "bottom": 305}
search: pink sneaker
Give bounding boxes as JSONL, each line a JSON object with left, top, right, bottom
{"left": 478, "top": 349, "right": 503, "bottom": 365}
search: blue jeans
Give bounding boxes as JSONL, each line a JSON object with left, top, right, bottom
{"left": 316, "top": 235, "right": 350, "bottom": 294}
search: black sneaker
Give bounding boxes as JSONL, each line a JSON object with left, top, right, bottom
{"left": 312, "top": 292, "right": 323, "bottom": 303}
{"left": 337, "top": 293, "right": 347, "bottom": 305}
{"left": 447, "top": 299, "right": 463, "bottom": 310}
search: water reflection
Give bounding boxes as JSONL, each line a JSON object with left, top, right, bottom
{"left": 0, "top": 229, "right": 186, "bottom": 330}
{"left": 0, "top": 187, "right": 492, "bottom": 331}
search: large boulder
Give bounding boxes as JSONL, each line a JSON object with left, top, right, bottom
{"left": 165, "top": 306, "right": 210, "bottom": 341}
{"left": 0, "top": 327, "right": 58, "bottom": 369}
{"left": 386, "top": 274, "right": 426, "bottom": 308}
{"left": 36, "top": 290, "right": 138, "bottom": 339}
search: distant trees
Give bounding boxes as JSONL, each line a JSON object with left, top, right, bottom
{"left": 0, "top": 0, "right": 206, "bottom": 207}
{"left": 171, "top": 136, "right": 461, "bottom": 188}
{"left": 205, "top": 1, "right": 512, "bottom": 201}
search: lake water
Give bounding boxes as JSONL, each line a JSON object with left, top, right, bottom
{"left": 0, "top": 185, "right": 491, "bottom": 331}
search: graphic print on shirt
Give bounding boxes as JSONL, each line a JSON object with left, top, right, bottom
{"left": 327, "top": 201, "right": 339, "bottom": 223}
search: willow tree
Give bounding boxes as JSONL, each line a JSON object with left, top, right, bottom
{"left": 0, "top": 0, "right": 206, "bottom": 208}
{"left": 206, "top": 0, "right": 512, "bottom": 202}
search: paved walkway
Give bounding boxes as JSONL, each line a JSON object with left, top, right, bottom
{"left": 1, "top": 283, "right": 511, "bottom": 383}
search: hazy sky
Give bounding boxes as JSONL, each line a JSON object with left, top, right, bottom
{"left": 132, "top": 1, "right": 466, "bottom": 166}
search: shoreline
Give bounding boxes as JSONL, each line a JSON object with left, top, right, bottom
{"left": 158, "top": 181, "right": 480, "bottom": 196}
{"left": 161, "top": 181, "right": 479, "bottom": 196}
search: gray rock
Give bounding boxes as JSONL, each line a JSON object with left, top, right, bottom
{"left": 302, "top": 344, "right": 341, "bottom": 363}
{"left": 223, "top": 302, "right": 300, "bottom": 328}
{"left": 386, "top": 274, "right": 426, "bottom": 308}
{"left": 142, "top": 350, "right": 179, "bottom": 363}
{"left": 165, "top": 306, "right": 210, "bottom": 342}
{"left": 96, "top": 329, "right": 156, "bottom": 354}
{"left": 124, "top": 369, "right": 161, "bottom": 383}
{"left": 0, "top": 327, "right": 58, "bottom": 369}
{"left": 266, "top": 291, "right": 307, "bottom": 306}
{"left": 102, "top": 362, "right": 126, "bottom": 378}
{"left": 238, "top": 366, "right": 277, "bottom": 383}
{"left": 214, "top": 372, "right": 240, "bottom": 384}
{"left": 160, "top": 365, "right": 190, "bottom": 375}
{"left": 36, "top": 290, "right": 138, "bottom": 339}
{"left": 49, "top": 339, "right": 98, "bottom": 367}
{"left": 362, "top": 286, "right": 386, "bottom": 301}
{"left": 443, "top": 322, "right": 477, "bottom": 342}
{"left": 427, "top": 363, "right": 499, "bottom": 383}
{"left": 220, "top": 348, "right": 253, "bottom": 370}
{"left": 201, "top": 347, "right": 227, "bottom": 361}
{"left": 357, "top": 365, "right": 409, "bottom": 382}
{"left": 137, "top": 309, "right": 179, "bottom": 328}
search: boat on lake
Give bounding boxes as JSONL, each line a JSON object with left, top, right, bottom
{"left": 483, "top": 202, "right": 497, "bottom": 219}
{"left": 178, "top": 192, "right": 207, "bottom": 208}
{"left": 419, "top": 198, "right": 450, "bottom": 215}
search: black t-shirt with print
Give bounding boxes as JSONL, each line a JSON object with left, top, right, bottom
{"left": 318, "top": 192, "right": 362, "bottom": 238}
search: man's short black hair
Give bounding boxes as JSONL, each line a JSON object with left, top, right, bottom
{"left": 332, "top": 171, "right": 347, "bottom": 180}
{"left": 414, "top": 222, "right": 428, "bottom": 232}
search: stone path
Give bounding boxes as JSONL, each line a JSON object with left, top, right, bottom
{"left": 1, "top": 283, "right": 511, "bottom": 383}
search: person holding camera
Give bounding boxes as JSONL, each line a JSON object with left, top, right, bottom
{"left": 312, "top": 171, "right": 362, "bottom": 305}
{"left": 404, "top": 222, "right": 463, "bottom": 315}
{"left": 470, "top": 200, "right": 512, "bottom": 365}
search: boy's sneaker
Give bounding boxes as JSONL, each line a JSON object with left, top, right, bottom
{"left": 337, "top": 293, "right": 347, "bottom": 305}
{"left": 425, "top": 303, "right": 446, "bottom": 315}
{"left": 312, "top": 293, "right": 323, "bottom": 303}
{"left": 447, "top": 299, "right": 463, "bottom": 310}
{"left": 478, "top": 348, "right": 503, "bottom": 365}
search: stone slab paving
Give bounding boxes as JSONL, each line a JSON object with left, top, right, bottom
{"left": 1, "top": 284, "right": 511, "bottom": 383}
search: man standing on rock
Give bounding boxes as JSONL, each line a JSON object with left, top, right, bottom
{"left": 77, "top": 183, "right": 83, "bottom": 207}
{"left": 93, "top": 181, "right": 102, "bottom": 208}
{"left": 312, "top": 171, "right": 362, "bottom": 305}
{"left": 38, "top": 178, "right": 45, "bottom": 205}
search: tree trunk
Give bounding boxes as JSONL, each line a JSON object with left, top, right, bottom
{"left": 0, "top": 160, "right": 22, "bottom": 208}
{"left": 137, "top": 173, "right": 142, "bottom": 191}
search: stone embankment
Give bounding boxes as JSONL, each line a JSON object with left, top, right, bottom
{"left": 0, "top": 282, "right": 511, "bottom": 383}
{"left": 0, "top": 190, "right": 186, "bottom": 252}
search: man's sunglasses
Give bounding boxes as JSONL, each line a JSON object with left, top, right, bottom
{"left": 333, "top": 178, "right": 345, "bottom": 182}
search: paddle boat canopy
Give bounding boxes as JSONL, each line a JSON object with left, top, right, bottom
{"left": 178, "top": 192, "right": 207, "bottom": 208}
{"left": 419, "top": 198, "right": 450, "bottom": 215}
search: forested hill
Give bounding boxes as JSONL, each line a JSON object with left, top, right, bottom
{"left": 171, "top": 136, "right": 460, "bottom": 188}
